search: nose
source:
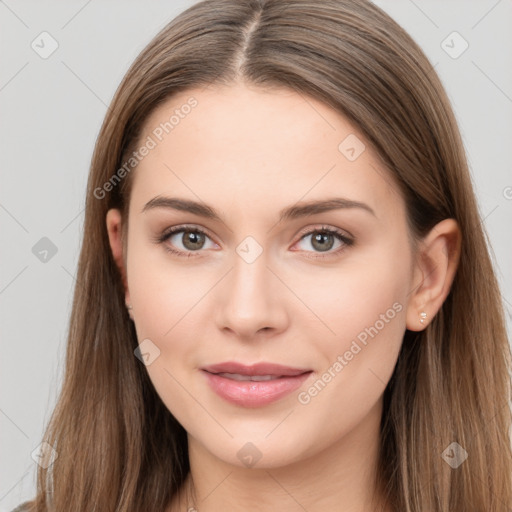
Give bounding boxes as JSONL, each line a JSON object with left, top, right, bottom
{"left": 214, "top": 248, "right": 289, "bottom": 340}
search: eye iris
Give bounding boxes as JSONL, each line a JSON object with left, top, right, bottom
{"left": 182, "top": 230, "right": 205, "bottom": 250}
{"left": 311, "top": 231, "right": 334, "bottom": 252}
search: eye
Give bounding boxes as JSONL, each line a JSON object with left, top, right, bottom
{"left": 155, "top": 224, "right": 353, "bottom": 259}
{"left": 156, "top": 225, "right": 217, "bottom": 257}
{"left": 293, "top": 225, "right": 353, "bottom": 258}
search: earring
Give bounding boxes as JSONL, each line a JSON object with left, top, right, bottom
{"left": 420, "top": 311, "right": 427, "bottom": 324}
{"left": 126, "top": 303, "right": 134, "bottom": 320}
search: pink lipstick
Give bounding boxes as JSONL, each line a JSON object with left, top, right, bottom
{"left": 201, "top": 361, "right": 313, "bottom": 407}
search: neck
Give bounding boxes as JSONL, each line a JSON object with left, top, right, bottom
{"left": 169, "top": 398, "right": 390, "bottom": 512}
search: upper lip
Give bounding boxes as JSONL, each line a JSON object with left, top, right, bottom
{"left": 201, "top": 361, "right": 311, "bottom": 377}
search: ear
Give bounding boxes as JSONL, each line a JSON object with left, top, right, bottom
{"left": 406, "top": 218, "right": 461, "bottom": 331}
{"left": 106, "top": 208, "right": 130, "bottom": 306}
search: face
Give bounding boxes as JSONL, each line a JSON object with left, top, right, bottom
{"left": 111, "top": 83, "right": 416, "bottom": 469}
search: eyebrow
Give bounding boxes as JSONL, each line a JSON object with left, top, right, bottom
{"left": 141, "top": 196, "right": 376, "bottom": 222}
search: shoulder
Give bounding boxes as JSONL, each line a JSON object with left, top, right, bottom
{"left": 10, "top": 501, "right": 32, "bottom": 512}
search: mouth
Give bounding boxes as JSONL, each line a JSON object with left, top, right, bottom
{"left": 200, "top": 361, "right": 313, "bottom": 407}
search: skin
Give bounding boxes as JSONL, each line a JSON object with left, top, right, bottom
{"left": 106, "top": 82, "right": 460, "bottom": 511}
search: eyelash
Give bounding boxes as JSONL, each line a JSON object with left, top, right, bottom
{"left": 155, "top": 224, "right": 354, "bottom": 260}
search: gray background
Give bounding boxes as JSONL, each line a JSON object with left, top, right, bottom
{"left": 1, "top": 1, "right": 511, "bottom": 509}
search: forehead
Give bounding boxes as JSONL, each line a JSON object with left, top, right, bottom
{"left": 129, "top": 83, "right": 404, "bottom": 222}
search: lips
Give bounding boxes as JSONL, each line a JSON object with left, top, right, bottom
{"left": 201, "top": 361, "right": 313, "bottom": 407}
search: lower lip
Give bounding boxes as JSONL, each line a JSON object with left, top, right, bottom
{"left": 202, "top": 370, "right": 312, "bottom": 407}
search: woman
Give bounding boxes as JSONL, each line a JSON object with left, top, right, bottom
{"left": 14, "top": 0, "right": 512, "bottom": 510}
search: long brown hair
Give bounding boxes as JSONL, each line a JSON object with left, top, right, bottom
{"left": 20, "top": 0, "right": 512, "bottom": 510}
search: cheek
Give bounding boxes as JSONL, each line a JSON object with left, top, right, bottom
{"left": 285, "top": 242, "right": 410, "bottom": 348}
{"left": 290, "top": 244, "right": 409, "bottom": 441}
{"left": 126, "top": 231, "right": 213, "bottom": 336}
{"left": 126, "top": 245, "right": 214, "bottom": 431}
{"left": 125, "top": 233, "right": 212, "bottom": 379}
